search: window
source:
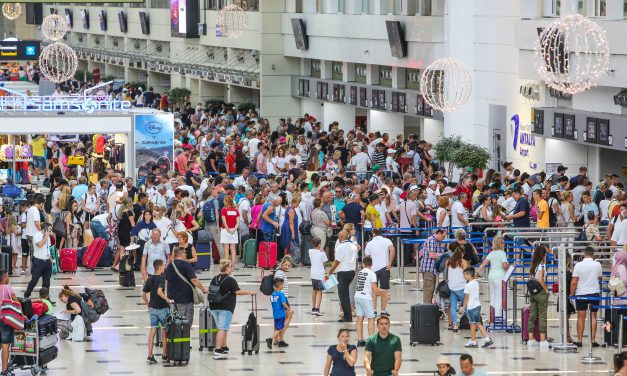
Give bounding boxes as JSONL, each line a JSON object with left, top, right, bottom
{"left": 298, "top": 79, "right": 310, "bottom": 96}
{"left": 417, "top": 0, "right": 432, "bottom": 16}
{"left": 333, "top": 84, "right": 345, "bottom": 102}
{"left": 151, "top": 0, "right": 169, "bottom": 9}
{"left": 595, "top": 0, "right": 607, "bottom": 16}
{"left": 624, "top": 0, "right": 627, "bottom": 17}
{"left": 332, "top": 62, "right": 343, "bottom": 81}
{"left": 355, "top": 64, "right": 367, "bottom": 83}
{"left": 359, "top": 87, "right": 367, "bottom": 107}
{"left": 406, "top": 69, "right": 420, "bottom": 90}
{"left": 379, "top": 67, "right": 392, "bottom": 87}
{"left": 311, "top": 60, "right": 321, "bottom": 78}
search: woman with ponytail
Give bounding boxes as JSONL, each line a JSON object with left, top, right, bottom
{"left": 446, "top": 246, "right": 469, "bottom": 332}
{"left": 59, "top": 285, "right": 85, "bottom": 342}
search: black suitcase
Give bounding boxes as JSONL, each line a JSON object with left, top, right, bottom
{"left": 199, "top": 306, "right": 217, "bottom": 351}
{"left": 299, "top": 234, "right": 312, "bottom": 266}
{"left": 37, "top": 314, "right": 58, "bottom": 337}
{"left": 119, "top": 271, "right": 135, "bottom": 287}
{"left": 604, "top": 308, "right": 627, "bottom": 346}
{"left": 12, "top": 345, "right": 57, "bottom": 367}
{"left": 241, "top": 295, "right": 260, "bottom": 355}
{"left": 166, "top": 313, "right": 191, "bottom": 365}
{"left": 410, "top": 304, "right": 440, "bottom": 346}
{"left": 1, "top": 246, "right": 11, "bottom": 275}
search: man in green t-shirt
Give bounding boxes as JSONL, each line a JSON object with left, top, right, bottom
{"left": 364, "top": 316, "right": 402, "bottom": 376}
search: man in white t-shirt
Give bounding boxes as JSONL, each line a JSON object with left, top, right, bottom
{"left": 247, "top": 133, "right": 261, "bottom": 159}
{"left": 24, "top": 196, "right": 44, "bottom": 255}
{"left": 24, "top": 224, "right": 53, "bottom": 299}
{"left": 451, "top": 193, "right": 469, "bottom": 228}
{"left": 108, "top": 181, "right": 124, "bottom": 214}
{"left": 326, "top": 231, "right": 357, "bottom": 322}
{"left": 308, "top": 238, "right": 328, "bottom": 316}
{"left": 354, "top": 256, "right": 379, "bottom": 347}
{"left": 364, "top": 228, "right": 395, "bottom": 317}
{"left": 610, "top": 204, "right": 627, "bottom": 250}
{"left": 237, "top": 190, "right": 254, "bottom": 236}
{"left": 571, "top": 247, "right": 603, "bottom": 346}
{"left": 350, "top": 146, "right": 370, "bottom": 181}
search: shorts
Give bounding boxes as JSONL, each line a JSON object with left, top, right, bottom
{"left": 149, "top": 307, "right": 169, "bottom": 328}
{"left": 0, "top": 321, "right": 14, "bottom": 344}
{"left": 375, "top": 268, "right": 390, "bottom": 290}
{"left": 33, "top": 156, "right": 45, "bottom": 170}
{"left": 311, "top": 279, "right": 324, "bottom": 292}
{"left": 355, "top": 297, "right": 375, "bottom": 319}
{"left": 466, "top": 306, "right": 482, "bottom": 324}
{"left": 21, "top": 238, "right": 30, "bottom": 257}
{"left": 274, "top": 317, "right": 285, "bottom": 331}
{"left": 210, "top": 309, "right": 234, "bottom": 331}
{"left": 575, "top": 293, "right": 600, "bottom": 312}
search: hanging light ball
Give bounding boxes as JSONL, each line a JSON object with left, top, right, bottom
{"left": 2, "top": 3, "right": 22, "bottom": 20}
{"left": 41, "top": 14, "right": 68, "bottom": 41}
{"left": 216, "top": 1, "right": 248, "bottom": 39}
{"left": 533, "top": 14, "right": 609, "bottom": 95}
{"left": 39, "top": 42, "right": 78, "bottom": 83}
{"left": 420, "top": 57, "right": 472, "bottom": 113}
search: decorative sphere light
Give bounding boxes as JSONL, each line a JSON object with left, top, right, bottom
{"left": 216, "top": 1, "right": 248, "bottom": 39}
{"left": 533, "top": 14, "right": 609, "bottom": 95}
{"left": 41, "top": 14, "right": 68, "bottom": 41}
{"left": 2, "top": 3, "right": 22, "bottom": 20}
{"left": 419, "top": 57, "right": 472, "bottom": 113}
{"left": 39, "top": 42, "right": 78, "bottom": 83}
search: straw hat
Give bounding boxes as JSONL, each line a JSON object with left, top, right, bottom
{"left": 436, "top": 355, "right": 451, "bottom": 365}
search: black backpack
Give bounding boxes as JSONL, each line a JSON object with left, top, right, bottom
{"left": 548, "top": 198, "right": 558, "bottom": 227}
{"left": 259, "top": 272, "right": 275, "bottom": 296}
{"left": 44, "top": 190, "right": 54, "bottom": 214}
{"left": 208, "top": 276, "right": 230, "bottom": 304}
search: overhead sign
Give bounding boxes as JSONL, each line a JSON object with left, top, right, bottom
{"left": 0, "top": 41, "right": 40, "bottom": 61}
{"left": 0, "top": 86, "right": 131, "bottom": 113}
{"left": 510, "top": 114, "right": 538, "bottom": 171}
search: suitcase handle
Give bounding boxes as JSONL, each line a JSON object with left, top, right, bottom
{"left": 251, "top": 294, "right": 257, "bottom": 317}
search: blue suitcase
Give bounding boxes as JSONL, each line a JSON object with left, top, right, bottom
{"left": 195, "top": 242, "right": 212, "bottom": 271}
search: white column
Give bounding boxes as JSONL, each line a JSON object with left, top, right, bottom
{"left": 324, "top": 103, "right": 355, "bottom": 133}
{"left": 392, "top": 67, "right": 406, "bottom": 89}
{"left": 521, "top": 0, "right": 542, "bottom": 19}
{"left": 343, "top": 63, "right": 355, "bottom": 82}
{"left": 303, "top": 0, "right": 317, "bottom": 13}
{"left": 423, "top": 118, "right": 444, "bottom": 143}
{"left": 560, "top": 0, "right": 579, "bottom": 15}
{"left": 606, "top": 0, "right": 624, "bottom": 20}
{"left": 346, "top": 0, "right": 363, "bottom": 14}
{"left": 323, "top": 0, "right": 339, "bottom": 13}
{"left": 368, "top": 110, "right": 404, "bottom": 135}
{"left": 371, "top": 0, "right": 389, "bottom": 15}
{"left": 320, "top": 60, "right": 332, "bottom": 79}
{"left": 367, "top": 65, "right": 380, "bottom": 85}
{"left": 542, "top": 0, "right": 555, "bottom": 16}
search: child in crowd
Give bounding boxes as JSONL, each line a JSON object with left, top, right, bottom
{"left": 38, "top": 287, "right": 53, "bottom": 312}
{"left": 461, "top": 267, "right": 493, "bottom": 348}
{"left": 266, "top": 278, "right": 292, "bottom": 349}
{"left": 355, "top": 256, "right": 379, "bottom": 347}
{"left": 274, "top": 255, "right": 293, "bottom": 297}
{"left": 141, "top": 259, "right": 173, "bottom": 364}
{"left": 308, "top": 237, "right": 327, "bottom": 316}
{"left": 5, "top": 216, "right": 20, "bottom": 275}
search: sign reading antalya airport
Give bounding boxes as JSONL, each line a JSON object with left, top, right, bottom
{"left": 0, "top": 86, "right": 131, "bottom": 114}
{"left": 510, "top": 114, "right": 538, "bottom": 170}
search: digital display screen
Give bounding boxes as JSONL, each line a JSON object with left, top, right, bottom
{"left": 0, "top": 41, "right": 40, "bottom": 61}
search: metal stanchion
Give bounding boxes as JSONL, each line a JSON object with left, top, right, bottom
{"left": 581, "top": 304, "right": 601, "bottom": 363}
{"left": 409, "top": 238, "right": 422, "bottom": 292}
{"left": 392, "top": 235, "right": 408, "bottom": 285}
{"left": 511, "top": 279, "right": 519, "bottom": 332}
{"left": 619, "top": 314, "right": 624, "bottom": 353}
{"left": 553, "top": 246, "right": 577, "bottom": 353}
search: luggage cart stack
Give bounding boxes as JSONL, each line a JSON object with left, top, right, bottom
{"left": 10, "top": 315, "right": 58, "bottom": 376}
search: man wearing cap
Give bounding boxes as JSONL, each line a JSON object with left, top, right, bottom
{"left": 369, "top": 165, "right": 384, "bottom": 193}
{"left": 385, "top": 149, "right": 399, "bottom": 178}
{"left": 505, "top": 187, "right": 531, "bottom": 228}
{"left": 425, "top": 181, "right": 438, "bottom": 210}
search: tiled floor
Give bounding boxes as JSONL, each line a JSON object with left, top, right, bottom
{"left": 12, "top": 265, "right": 619, "bottom": 375}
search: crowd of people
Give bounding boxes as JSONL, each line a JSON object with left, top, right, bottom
{"left": 0, "top": 98, "right": 625, "bottom": 375}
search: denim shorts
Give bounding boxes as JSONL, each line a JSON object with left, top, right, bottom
{"left": 149, "top": 307, "right": 169, "bottom": 328}
{"left": 210, "top": 309, "right": 234, "bottom": 331}
{"left": 354, "top": 297, "right": 375, "bottom": 319}
{"left": 33, "top": 156, "right": 45, "bottom": 169}
{"left": 0, "top": 321, "right": 14, "bottom": 344}
{"left": 466, "top": 306, "right": 482, "bottom": 324}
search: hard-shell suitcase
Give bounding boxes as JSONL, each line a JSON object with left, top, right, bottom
{"left": 243, "top": 238, "right": 257, "bottom": 267}
{"left": 39, "top": 333, "right": 57, "bottom": 350}
{"left": 195, "top": 240, "right": 212, "bottom": 271}
{"left": 59, "top": 248, "right": 78, "bottom": 273}
{"left": 50, "top": 246, "right": 59, "bottom": 274}
{"left": 166, "top": 310, "right": 191, "bottom": 365}
{"left": 37, "top": 314, "right": 58, "bottom": 337}
{"left": 12, "top": 345, "right": 57, "bottom": 367}
{"left": 211, "top": 240, "right": 221, "bottom": 265}
{"left": 0, "top": 248, "right": 10, "bottom": 276}
{"left": 521, "top": 306, "right": 541, "bottom": 344}
{"left": 119, "top": 271, "right": 135, "bottom": 287}
{"left": 258, "top": 241, "right": 277, "bottom": 269}
{"left": 241, "top": 295, "right": 260, "bottom": 355}
{"left": 199, "top": 306, "right": 218, "bottom": 351}
{"left": 242, "top": 238, "right": 257, "bottom": 268}
{"left": 604, "top": 307, "right": 627, "bottom": 346}
{"left": 410, "top": 304, "right": 440, "bottom": 346}
{"left": 300, "top": 234, "right": 312, "bottom": 266}
{"left": 82, "top": 237, "right": 107, "bottom": 270}
{"left": 97, "top": 246, "right": 112, "bottom": 267}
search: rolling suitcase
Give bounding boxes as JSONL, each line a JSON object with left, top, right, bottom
{"left": 119, "top": 271, "right": 135, "bottom": 287}
{"left": 199, "top": 306, "right": 218, "bottom": 351}
{"left": 258, "top": 241, "right": 277, "bottom": 269}
{"left": 59, "top": 248, "right": 78, "bottom": 273}
{"left": 97, "top": 246, "right": 113, "bottom": 267}
{"left": 195, "top": 231, "right": 212, "bottom": 271}
{"left": 604, "top": 307, "right": 627, "bottom": 346}
{"left": 82, "top": 237, "right": 107, "bottom": 270}
{"left": 50, "top": 246, "right": 59, "bottom": 274}
{"left": 243, "top": 238, "right": 257, "bottom": 267}
{"left": 241, "top": 295, "right": 260, "bottom": 355}
{"left": 521, "top": 306, "right": 541, "bottom": 344}
{"left": 300, "top": 234, "right": 312, "bottom": 266}
{"left": 166, "top": 308, "right": 191, "bottom": 365}
{"left": 211, "top": 240, "right": 221, "bottom": 265}
{"left": 409, "top": 304, "right": 440, "bottom": 346}
{"left": 37, "top": 314, "right": 58, "bottom": 337}
{"left": 0, "top": 246, "right": 10, "bottom": 276}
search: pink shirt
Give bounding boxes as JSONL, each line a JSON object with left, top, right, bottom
{"left": 250, "top": 204, "right": 263, "bottom": 229}
{"left": 0, "top": 284, "right": 15, "bottom": 301}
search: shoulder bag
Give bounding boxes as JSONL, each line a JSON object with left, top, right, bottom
{"left": 172, "top": 260, "right": 204, "bottom": 305}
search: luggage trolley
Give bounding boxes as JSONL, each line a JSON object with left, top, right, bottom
{"left": 9, "top": 317, "right": 56, "bottom": 376}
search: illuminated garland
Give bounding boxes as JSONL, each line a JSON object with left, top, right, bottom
{"left": 420, "top": 57, "right": 472, "bottom": 113}
{"left": 39, "top": 42, "right": 78, "bottom": 83}
{"left": 2, "top": 3, "right": 22, "bottom": 20}
{"left": 41, "top": 14, "right": 68, "bottom": 41}
{"left": 217, "top": 1, "right": 248, "bottom": 39}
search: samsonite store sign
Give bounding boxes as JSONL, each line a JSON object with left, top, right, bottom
{"left": 0, "top": 86, "right": 131, "bottom": 113}
{"left": 0, "top": 41, "right": 40, "bottom": 61}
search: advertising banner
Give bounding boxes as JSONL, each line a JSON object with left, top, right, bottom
{"left": 134, "top": 113, "right": 174, "bottom": 184}
{"left": 170, "top": 0, "right": 198, "bottom": 37}
{"left": 0, "top": 40, "right": 40, "bottom": 61}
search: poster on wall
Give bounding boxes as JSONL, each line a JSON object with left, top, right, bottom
{"left": 597, "top": 119, "right": 611, "bottom": 145}
{"left": 585, "top": 117, "right": 597, "bottom": 143}
{"left": 553, "top": 113, "right": 564, "bottom": 138}
{"left": 564, "top": 114, "right": 575, "bottom": 140}
{"left": 532, "top": 109, "right": 544, "bottom": 134}
{"left": 134, "top": 113, "right": 174, "bottom": 184}
{"left": 170, "top": 0, "right": 198, "bottom": 37}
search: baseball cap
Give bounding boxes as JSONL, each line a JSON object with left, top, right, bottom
{"left": 557, "top": 165, "right": 568, "bottom": 172}
{"left": 409, "top": 184, "right": 419, "bottom": 191}
{"left": 529, "top": 174, "right": 537, "bottom": 181}
{"left": 428, "top": 180, "right": 437, "bottom": 186}
{"left": 387, "top": 148, "right": 396, "bottom": 154}
{"left": 372, "top": 164, "right": 381, "bottom": 172}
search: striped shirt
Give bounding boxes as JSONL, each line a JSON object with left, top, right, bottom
{"left": 419, "top": 235, "right": 445, "bottom": 274}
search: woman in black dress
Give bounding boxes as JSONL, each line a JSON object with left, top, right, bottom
{"left": 117, "top": 198, "right": 135, "bottom": 248}
{"left": 323, "top": 329, "right": 357, "bottom": 376}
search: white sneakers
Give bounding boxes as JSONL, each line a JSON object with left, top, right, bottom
{"left": 527, "top": 340, "right": 550, "bottom": 349}
{"left": 540, "top": 341, "right": 550, "bottom": 349}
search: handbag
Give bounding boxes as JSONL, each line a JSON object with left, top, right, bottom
{"left": 172, "top": 260, "right": 204, "bottom": 305}
{"left": 0, "top": 286, "right": 24, "bottom": 330}
{"left": 299, "top": 220, "right": 312, "bottom": 236}
{"left": 609, "top": 277, "right": 626, "bottom": 297}
{"left": 52, "top": 212, "right": 67, "bottom": 237}
{"left": 526, "top": 278, "right": 543, "bottom": 295}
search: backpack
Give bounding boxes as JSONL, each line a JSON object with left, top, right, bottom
{"left": 85, "top": 288, "right": 109, "bottom": 315}
{"left": 434, "top": 252, "right": 452, "bottom": 274}
{"left": 44, "top": 190, "right": 55, "bottom": 214}
{"left": 576, "top": 225, "right": 590, "bottom": 243}
{"left": 259, "top": 271, "right": 275, "bottom": 296}
{"left": 208, "top": 275, "right": 230, "bottom": 304}
{"left": 548, "top": 197, "right": 558, "bottom": 227}
{"left": 202, "top": 199, "right": 217, "bottom": 224}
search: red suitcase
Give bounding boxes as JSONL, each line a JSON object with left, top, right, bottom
{"left": 257, "top": 242, "right": 277, "bottom": 269}
{"left": 82, "top": 238, "right": 107, "bottom": 270}
{"left": 59, "top": 248, "right": 78, "bottom": 273}
{"left": 521, "top": 306, "right": 541, "bottom": 344}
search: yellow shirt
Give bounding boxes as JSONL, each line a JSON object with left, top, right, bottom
{"left": 31, "top": 137, "right": 46, "bottom": 157}
{"left": 536, "top": 199, "right": 549, "bottom": 228}
{"left": 366, "top": 204, "right": 382, "bottom": 229}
